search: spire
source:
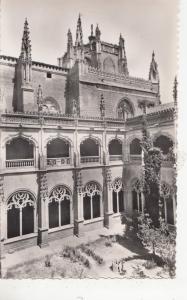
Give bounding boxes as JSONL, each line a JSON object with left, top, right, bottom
{"left": 149, "top": 51, "right": 159, "bottom": 83}
{"left": 118, "top": 34, "right": 129, "bottom": 76}
{"left": 91, "top": 24, "right": 94, "bottom": 36}
{"left": 173, "top": 76, "right": 178, "bottom": 105}
{"left": 67, "top": 29, "right": 73, "bottom": 51}
{"left": 20, "top": 18, "right": 32, "bottom": 62}
{"left": 75, "top": 13, "right": 83, "bottom": 47}
{"left": 95, "top": 24, "right": 101, "bottom": 41}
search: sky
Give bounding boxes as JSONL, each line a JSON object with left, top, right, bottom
{"left": 1, "top": 0, "right": 178, "bottom": 103}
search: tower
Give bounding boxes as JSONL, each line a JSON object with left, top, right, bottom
{"left": 149, "top": 51, "right": 159, "bottom": 83}
{"left": 118, "top": 34, "right": 129, "bottom": 76}
{"left": 16, "top": 18, "right": 34, "bottom": 112}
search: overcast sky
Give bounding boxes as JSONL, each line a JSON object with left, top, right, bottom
{"left": 1, "top": 0, "right": 178, "bottom": 103}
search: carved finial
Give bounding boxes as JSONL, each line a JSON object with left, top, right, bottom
{"left": 118, "top": 33, "right": 129, "bottom": 76}
{"left": 95, "top": 24, "right": 101, "bottom": 41}
{"left": 37, "top": 85, "right": 43, "bottom": 111}
{"left": 173, "top": 76, "right": 178, "bottom": 105}
{"left": 91, "top": 24, "right": 93, "bottom": 36}
{"left": 67, "top": 29, "right": 73, "bottom": 51}
{"left": 20, "top": 18, "right": 32, "bottom": 61}
{"left": 149, "top": 51, "right": 159, "bottom": 83}
{"left": 75, "top": 13, "right": 83, "bottom": 47}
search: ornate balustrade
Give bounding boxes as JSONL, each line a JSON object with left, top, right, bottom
{"left": 47, "top": 157, "right": 71, "bottom": 167}
{"left": 6, "top": 159, "right": 34, "bottom": 168}
{"left": 80, "top": 156, "right": 100, "bottom": 164}
{"left": 130, "top": 154, "right": 141, "bottom": 161}
{"left": 109, "top": 155, "right": 123, "bottom": 161}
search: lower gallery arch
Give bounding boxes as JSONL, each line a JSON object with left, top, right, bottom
{"left": 112, "top": 178, "right": 124, "bottom": 213}
{"left": 7, "top": 190, "right": 35, "bottom": 239}
{"left": 48, "top": 185, "right": 72, "bottom": 229}
{"left": 83, "top": 181, "right": 102, "bottom": 220}
{"left": 160, "top": 182, "right": 174, "bottom": 225}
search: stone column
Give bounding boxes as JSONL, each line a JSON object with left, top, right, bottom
{"left": 38, "top": 170, "right": 49, "bottom": 248}
{"left": 74, "top": 169, "right": 84, "bottom": 237}
{"left": 0, "top": 175, "right": 5, "bottom": 278}
{"left": 103, "top": 166, "right": 114, "bottom": 229}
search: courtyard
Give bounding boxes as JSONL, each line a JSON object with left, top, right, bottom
{"left": 2, "top": 222, "right": 172, "bottom": 279}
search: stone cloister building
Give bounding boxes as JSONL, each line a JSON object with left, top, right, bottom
{"left": 0, "top": 16, "right": 176, "bottom": 251}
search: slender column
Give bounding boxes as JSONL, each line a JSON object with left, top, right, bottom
{"left": 58, "top": 201, "right": 61, "bottom": 227}
{"left": 116, "top": 192, "right": 119, "bottom": 213}
{"left": 104, "top": 166, "right": 114, "bottom": 229}
{"left": 74, "top": 169, "right": 84, "bottom": 236}
{"left": 172, "top": 195, "right": 176, "bottom": 225}
{"left": 38, "top": 171, "right": 49, "bottom": 248}
{"left": 20, "top": 208, "right": 23, "bottom": 236}
{"left": 141, "top": 192, "right": 145, "bottom": 213}
{"left": 164, "top": 198, "right": 167, "bottom": 223}
{"left": 137, "top": 193, "right": 140, "bottom": 212}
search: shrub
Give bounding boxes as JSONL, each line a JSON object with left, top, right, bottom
{"left": 137, "top": 213, "right": 176, "bottom": 277}
{"left": 143, "top": 259, "right": 157, "bottom": 270}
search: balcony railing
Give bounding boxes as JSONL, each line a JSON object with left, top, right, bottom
{"left": 47, "top": 157, "right": 71, "bottom": 166}
{"left": 130, "top": 154, "right": 141, "bottom": 161}
{"left": 80, "top": 156, "right": 100, "bottom": 164}
{"left": 109, "top": 155, "right": 123, "bottom": 161}
{"left": 6, "top": 159, "right": 34, "bottom": 168}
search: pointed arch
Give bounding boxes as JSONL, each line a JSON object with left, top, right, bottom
{"left": 117, "top": 98, "right": 134, "bottom": 120}
{"left": 83, "top": 181, "right": 102, "bottom": 220}
{"left": 103, "top": 56, "right": 115, "bottom": 73}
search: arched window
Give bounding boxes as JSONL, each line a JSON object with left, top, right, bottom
{"left": 117, "top": 99, "right": 134, "bottom": 120}
{"left": 130, "top": 138, "right": 142, "bottom": 155}
{"left": 103, "top": 56, "right": 115, "bottom": 73}
{"left": 47, "top": 138, "right": 71, "bottom": 166}
{"left": 83, "top": 182, "right": 102, "bottom": 220}
{"left": 112, "top": 178, "right": 124, "bottom": 213}
{"left": 153, "top": 135, "right": 173, "bottom": 155}
{"left": 7, "top": 190, "right": 35, "bottom": 239}
{"left": 80, "top": 138, "right": 100, "bottom": 163}
{"left": 42, "top": 97, "right": 60, "bottom": 113}
{"left": 6, "top": 137, "right": 34, "bottom": 168}
{"left": 109, "top": 139, "right": 122, "bottom": 161}
{"left": 132, "top": 179, "right": 143, "bottom": 213}
{"left": 160, "top": 183, "right": 174, "bottom": 225}
{"left": 48, "top": 185, "right": 72, "bottom": 229}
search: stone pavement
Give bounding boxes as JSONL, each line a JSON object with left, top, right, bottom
{"left": 2, "top": 223, "right": 126, "bottom": 274}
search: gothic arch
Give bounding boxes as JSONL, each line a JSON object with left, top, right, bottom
{"left": 3, "top": 133, "right": 38, "bottom": 149}
{"left": 116, "top": 98, "right": 134, "bottom": 119}
{"left": 49, "top": 184, "right": 72, "bottom": 200}
{"left": 45, "top": 135, "right": 73, "bottom": 149}
{"left": 6, "top": 189, "right": 36, "bottom": 205}
{"left": 83, "top": 181, "right": 102, "bottom": 220}
{"left": 83, "top": 180, "right": 102, "bottom": 195}
{"left": 43, "top": 97, "right": 60, "bottom": 112}
{"left": 152, "top": 131, "right": 174, "bottom": 144}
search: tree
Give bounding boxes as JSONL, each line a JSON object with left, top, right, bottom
{"left": 137, "top": 213, "right": 176, "bottom": 277}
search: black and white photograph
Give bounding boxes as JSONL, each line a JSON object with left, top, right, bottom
{"left": 0, "top": 0, "right": 182, "bottom": 284}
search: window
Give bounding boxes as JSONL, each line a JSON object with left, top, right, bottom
{"left": 109, "top": 139, "right": 122, "bottom": 156}
{"left": 117, "top": 99, "right": 134, "bottom": 120}
{"left": 80, "top": 138, "right": 100, "bottom": 163}
{"left": 132, "top": 179, "right": 143, "bottom": 213}
{"left": 103, "top": 56, "right": 115, "bottom": 73}
{"left": 130, "top": 138, "right": 141, "bottom": 155}
{"left": 46, "top": 72, "right": 52, "bottom": 78}
{"left": 48, "top": 185, "right": 72, "bottom": 229}
{"left": 112, "top": 178, "right": 124, "bottom": 213}
{"left": 47, "top": 138, "right": 71, "bottom": 166}
{"left": 83, "top": 182, "right": 102, "bottom": 220}
{"left": 7, "top": 191, "right": 35, "bottom": 239}
{"left": 153, "top": 135, "right": 173, "bottom": 155}
{"left": 6, "top": 137, "right": 34, "bottom": 160}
